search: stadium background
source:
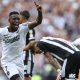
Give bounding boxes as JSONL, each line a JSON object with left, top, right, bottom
{"left": 0, "top": 0, "right": 80, "bottom": 80}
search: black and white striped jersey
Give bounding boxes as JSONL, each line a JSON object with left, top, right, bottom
{"left": 24, "top": 29, "right": 35, "bottom": 63}
{"left": 37, "top": 37, "right": 80, "bottom": 61}
{"left": 26, "top": 29, "right": 35, "bottom": 44}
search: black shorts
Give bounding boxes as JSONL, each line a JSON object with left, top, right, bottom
{"left": 61, "top": 51, "right": 80, "bottom": 79}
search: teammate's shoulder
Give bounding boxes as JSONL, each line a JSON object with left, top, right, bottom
{"left": 42, "top": 36, "right": 53, "bottom": 39}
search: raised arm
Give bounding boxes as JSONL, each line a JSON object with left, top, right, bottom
{"left": 28, "top": 2, "right": 42, "bottom": 29}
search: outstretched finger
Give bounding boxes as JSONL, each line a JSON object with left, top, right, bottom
{"left": 34, "top": 1, "right": 39, "bottom": 7}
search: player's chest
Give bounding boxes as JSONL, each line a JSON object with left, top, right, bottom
{"left": 2, "top": 32, "right": 20, "bottom": 43}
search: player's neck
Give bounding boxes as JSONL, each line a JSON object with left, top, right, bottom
{"left": 8, "top": 25, "right": 18, "bottom": 32}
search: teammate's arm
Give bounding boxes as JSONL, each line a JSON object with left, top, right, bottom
{"left": 28, "top": 2, "right": 42, "bottom": 29}
{"left": 44, "top": 52, "right": 62, "bottom": 80}
{"left": 23, "top": 40, "right": 36, "bottom": 51}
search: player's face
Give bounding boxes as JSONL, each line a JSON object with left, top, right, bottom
{"left": 9, "top": 14, "right": 20, "bottom": 26}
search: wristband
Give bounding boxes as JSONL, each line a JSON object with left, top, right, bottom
{"left": 57, "top": 69, "right": 61, "bottom": 72}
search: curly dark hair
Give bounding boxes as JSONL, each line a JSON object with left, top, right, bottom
{"left": 20, "top": 10, "right": 30, "bottom": 20}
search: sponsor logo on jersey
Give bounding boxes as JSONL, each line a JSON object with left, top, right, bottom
{"left": 3, "top": 35, "right": 20, "bottom": 43}
{"left": 69, "top": 73, "right": 76, "bottom": 79}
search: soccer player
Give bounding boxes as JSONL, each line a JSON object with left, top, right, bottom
{"left": 20, "top": 10, "right": 35, "bottom": 80}
{"left": 0, "top": 2, "right": 42, "bottom": 80}
{"left": 23, "top": 37, "right": 80, "bottom": 79}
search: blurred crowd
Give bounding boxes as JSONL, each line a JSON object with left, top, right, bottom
{"left": 0, "top": 0, "right": 80, "bottom": 80}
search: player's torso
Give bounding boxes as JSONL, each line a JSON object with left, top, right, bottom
{"left": 39, "top": 37, "right": 80, "bottom": 61}
{"left": 0, "top": 26, "right": 27, "bottom": 62}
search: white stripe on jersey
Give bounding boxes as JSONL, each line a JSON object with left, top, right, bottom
{"left": 40, "top": 39, "right": 75, "bottom": 54}
{"left": 51, "top": 53, "right": 64, "bottom": 61}
{"left": 42, "top": 37, "right": 79, "bottom": 51}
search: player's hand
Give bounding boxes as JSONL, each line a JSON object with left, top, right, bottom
{"left": 56, "top": 72, "right": 61, "bottom": 80}
{"left": 34, "top": 1, "right": 42, "bottom": 11}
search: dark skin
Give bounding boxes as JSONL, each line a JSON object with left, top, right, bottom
{"left": 7, "top": 2, "right": 42, "bottom": 80}
{"left": 8, "top": 2, "right": 42, "bottom": 32}
{"left": 8, "top": 14, "right": 20, "bottom": 32}
{"left": 28, "top": 2, "right": 42, "bottom": 29}
{"left": 19, "top": 2, "right": 42, "bottom": 80}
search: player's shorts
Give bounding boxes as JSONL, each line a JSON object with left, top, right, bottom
{"left": 1, "top": 57, "right": 24, "bottom": 80}
{"left": 61, "top": 51, "right": 80, "bottom": 79}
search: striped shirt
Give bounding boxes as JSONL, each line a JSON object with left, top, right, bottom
{"left": 25, "top": 29, "right": 35, "bottom": 61}
{"left": 37, "top": 37, "right": 80, "bottom": 61}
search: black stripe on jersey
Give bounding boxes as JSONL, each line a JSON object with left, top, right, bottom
{"left": 25, "top": 29, "right": 35, "bottom": 57}
{"left": 47, "top": 39, "right": 75, "bottom": 52}
{"left": 37, "top": 41, "right": 71, "bottom": 60}
{"left": 26, "top": 29, "right": 35, "bottom": 44}
{"left": 40, "top": 39, "right": 75, "bottom": 54}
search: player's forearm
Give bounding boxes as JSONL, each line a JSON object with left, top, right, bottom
{"left": 34, "top": 1, "right": 42, "bottom": 25}
{"left": 28, "top": 10, "right": 42, "bottom": 29}
{"left": 54, "top": 58, "right": 61, "bottom": 69}
{"left": 23, "top": 44, "right": 30, "bottom": 51}
{"left": 28, "top": 2, "right": 42, "bottom": 29}
{"left": 36, "top": 9, "right": 42, "bottom": 25}
{"left": 45, "top": 52, "right": 61, "bottom": 70}
{"left": 23, "top": 40, "right": 36, "bottom": 51}
{"left": 49, "top": 57, "right": 61, "bottom": 70}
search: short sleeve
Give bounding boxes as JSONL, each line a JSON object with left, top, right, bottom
{"left": 19, "top": 23, "right": 29, "bottom": 34}
{"left": 37, "top": 41, "right": 48, "bottom": 53}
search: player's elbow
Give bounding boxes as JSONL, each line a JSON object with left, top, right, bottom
{"left": 37, "top": 21, "right": 42, "bottom": 25}
{"left": 36, "top": 18, "right": 42, "bottom": 25}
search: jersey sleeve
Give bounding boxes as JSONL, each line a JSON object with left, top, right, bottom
{"left": 19, "top": 23, "right": 29, "bottom": 35}
{"left": 37, "top": 41, "right": 48, "bottom": 53}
